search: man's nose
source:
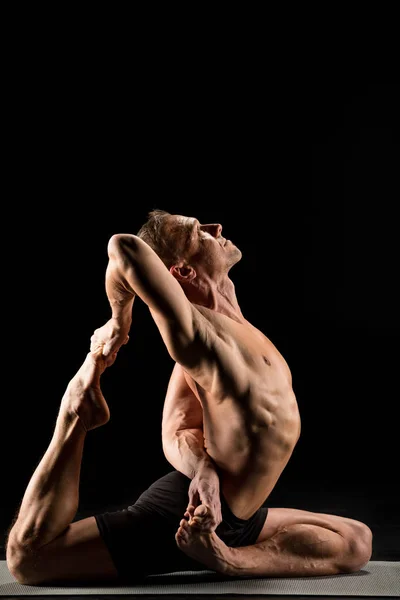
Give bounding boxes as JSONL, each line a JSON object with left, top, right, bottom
{"left": 204, "top": 223, "right": 222, "bottom": 237}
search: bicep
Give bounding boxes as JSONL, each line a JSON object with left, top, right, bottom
{"left": 109, "top": 234, "right": 195, "bottom": 361}
{"left": 162, "top": 363, "right": 204, "bottom": 441}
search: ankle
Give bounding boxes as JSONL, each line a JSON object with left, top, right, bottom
{"left": 55, "top": 408, "right": 87, "bottom": 439}
{"left": 222, "top": 546, "right": 244, "bottom": 576}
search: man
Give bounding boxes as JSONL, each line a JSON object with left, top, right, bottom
{"left": 6, "top": 210, "right": 372, "bottom": 585}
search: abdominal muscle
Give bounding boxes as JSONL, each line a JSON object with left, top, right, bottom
{"left": 183, "top": 336, "right": 301, "bottom": 520}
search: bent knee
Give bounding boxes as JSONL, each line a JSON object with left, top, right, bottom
{"left": 8, "top": 557, "right": 54, "bottom": 586}
{"left": 340, "top": 522, "right": 373, "bottom": 573}
{"left": 7, "top": 541, "right": 43, "bottom": 585}
{"left": 8, "top": 566, "right": 33, "bottom": 586}
{"left": 7, "top": 551, "right": 32, "bottom": 585}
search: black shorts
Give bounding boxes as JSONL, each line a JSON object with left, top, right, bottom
{"left": 95, "top": 469, "right": 268, "bottom": 582}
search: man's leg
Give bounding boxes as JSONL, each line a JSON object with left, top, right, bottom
{"left": 175, "top": 505, "right": 373, "bottom": 577}
{"left": 6, "top": 350, "right": 120, "bottom": 585}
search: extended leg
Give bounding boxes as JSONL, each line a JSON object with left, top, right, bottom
{"left": 176, "top": 506, "right": 372, "bottom": 577}
{"left": 6, "top": 350, "right": 119, "bottom": 584}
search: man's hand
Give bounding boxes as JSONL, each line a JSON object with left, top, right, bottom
{"left": 90, "top": 318, "right": 130, "bottom": 358}
{"left": 184, "top": 462, "right": 223, "bottom": 532}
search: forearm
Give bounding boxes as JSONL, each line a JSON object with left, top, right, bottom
{"left": 105, "top": 261, "right": 135, "bottom": 324}
{"left": 105, "top": 235, "right": 138, "bottom": 326}
{"left": 163, "top": 429, "right": 215, "bottom": 480}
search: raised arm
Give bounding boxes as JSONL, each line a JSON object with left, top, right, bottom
{"left": 104, "top": 233, "right": 198, "bottom": 359}
{"left": 97, "top": 233, "right": 226, "bottom": 372}
{"left": 93, "top": 232, "right": 242, "bottom": 399}
{"left": 91, "top": 232, "right": 194, "bottom": 357}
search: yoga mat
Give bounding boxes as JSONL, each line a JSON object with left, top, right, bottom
{"left": 0, "top": 560, "right": 399, "bottom": 596}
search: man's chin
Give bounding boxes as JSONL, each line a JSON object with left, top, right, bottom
{"left": 228, "top": 246, "right": 242, "bottom": 266}
{"left": 231, "top": 243, "right": 242, "bottom": 258}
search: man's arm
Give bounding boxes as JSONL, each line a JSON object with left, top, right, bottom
{"left": 100, "top": 233, "right": 246, "bottom": 401}
{"left": 162, "top": 363, "right": 214, "bottom": 479}
{"left": 105, "top": 234, "right": 198, "bottom": 362}
{"left": 162, "top": 364, "right": 222, "bottom": 528}
{"left": 164, "top": 426, "right": 222, "bottom": 529}
{"left": 105, "top": 257, "right": 136, "bottom": 327}
{"left": 163, "top": 429, "right": 213, "bottom": 480}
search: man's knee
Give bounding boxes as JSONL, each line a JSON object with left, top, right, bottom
{"left": 342, "top": 521, "right": 373, "bottom": 573}
{"left": 6, "top": 542, "right": 33, "bottom": 585}
{"left": 6, "top": 530, "right": 47, "bottom": 585}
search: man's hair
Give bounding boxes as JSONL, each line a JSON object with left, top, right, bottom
{"left": 137, "top": 209, "right": 184, "bottom": 268}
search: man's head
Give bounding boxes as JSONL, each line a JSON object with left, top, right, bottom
{"left": 137, "top": 209, "right": 242, "bottom": 285}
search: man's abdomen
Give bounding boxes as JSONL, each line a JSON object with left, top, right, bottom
{"left": 200, "top": 391, "right": 300, "bottom": 521}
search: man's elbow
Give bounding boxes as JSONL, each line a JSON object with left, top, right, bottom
{"left": 107, "top": 234, "right": 140, "bottom": 262}
{"left": 162, "top": 433, "right": 177, "bottom": 464}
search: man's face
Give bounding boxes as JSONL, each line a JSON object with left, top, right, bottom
{"left": 167, "top": 214, "right": 242, "bottom": 274}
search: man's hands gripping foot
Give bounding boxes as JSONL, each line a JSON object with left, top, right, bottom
{"left": 185, "top": 462, "right": 223, "bottom": 530}
{"left": 175, "top": 505, "right": 234, "bottom": 576}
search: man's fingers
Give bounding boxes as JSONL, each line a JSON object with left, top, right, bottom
{"left": 197, "top": 503, "right": 223, "bottom": 527}
{"left": 194, "top": 505, "right": 208, "bottom": 517}
{"left": 102, "top": 341, "right": 116, "bottom": 357}
{"left": 105, "top": 351, "right": 118, "bottom": 367}
{"left": 90, "top": 341, "right": 104, "bottom": 355}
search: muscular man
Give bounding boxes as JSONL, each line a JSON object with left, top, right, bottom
{"left": 6, "top": 210, "right": 372, "bottom": 585}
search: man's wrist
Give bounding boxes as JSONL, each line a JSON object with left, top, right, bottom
{"left": 110, "top": 312, "right": 132, "bottom": 326}
{"left": 110, "top": 298, "right": 134, "bottom": 323}
{"left": 197, "top": 455, "right": 216, "bottom": 473}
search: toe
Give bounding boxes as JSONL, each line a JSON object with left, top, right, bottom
{"left": 191, "top": 516, "right": 204, "bottom": 527}
{"left": 175, "top": 531, "right": 183, "bottom": 546}
{"left": 176, "top": 528, "right": 188, "bottom": 545}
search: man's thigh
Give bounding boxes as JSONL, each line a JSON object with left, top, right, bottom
{"left": 255, "top": 507, "right": 368, "bottom": 544}
{"left": 9, "top": 516, "right": 120, "bottom": 585}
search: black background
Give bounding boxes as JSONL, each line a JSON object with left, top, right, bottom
{"left": 1, "top": 55, "right": 399, "bottom": 563}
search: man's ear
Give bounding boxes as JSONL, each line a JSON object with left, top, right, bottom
{"left": 170, "top": 264, "right": 196, "bottom": 282}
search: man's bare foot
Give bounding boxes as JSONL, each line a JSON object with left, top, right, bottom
{"left": 59, "top": 349, "right": 115, "bottom": 432}
{"left": 175, "top": 506, "right": 234, "bottom": 576}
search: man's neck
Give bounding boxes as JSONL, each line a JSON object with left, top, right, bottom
{"left": 182, "top": 274, "right": 245, "bottom": 323}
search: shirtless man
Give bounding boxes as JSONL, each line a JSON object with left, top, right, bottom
{"left": 6, "top": 210, "right": 372, "bottom": 585}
